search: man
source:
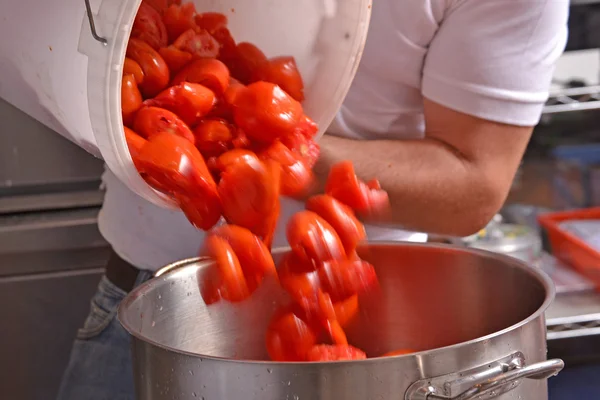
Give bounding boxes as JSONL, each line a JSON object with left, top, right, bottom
{"left": 57, "top": 0, "right": 569, "bottom": 399}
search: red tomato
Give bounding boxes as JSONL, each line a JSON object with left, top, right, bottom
{"left": 333, "top": 294, "right": 359, "bottom": 327}
{"left": 223, "top": 78, "right": 245, "bottom": 106}
{"left": 280, "top": 131, "right": 320, "bottom": 168}
{"left": 305, "top": 195, "right": 366, "bottom": 255}
{"left": 133, "top": 106, "right": 195, "bottom": 143}
{"left": 305, "top": 345, "right": 367, "bottom": 361}
{"left": 124, "top": 126, "right": 147, "bottom": 160}
{"left": 278, "top": 253, "right": 321, "bottom": 306}
{"left": 176, "top": 192, "right": 222, "bottom": 230}
{"left": 232, "top": 129, "right": 250, "bottom": 149}
{"left": 212, "top": 27, "right": 237, "bottom": 61}
{"left": 210, "top": 225, "right": 276, "bottom": 279}
{"left": 172, "top": 58, "right": 230, "bottom": 95}
{"left": 143, "top": 82, "right": 215, "bottom": 127}
{"left": 162, "top": 3, "right": 197, "bottom": 43}
{"left": 318, "top": 258, "right": 378, "bottom": 301}
{"left": 173, "top": 29, "right": 220, "bottom": 59}
{"left": 121, "top": 74, "right": 143, "bottom": 127}
{"left": 260, "top": 141, "right": 314, "bottom": 198}
{"left": 193, "top": 119, "right": 234, "bottom": 157}
{"left": 126, "top": 38, "right": 170, "bottom": 98}
{"left": 218, "top": 155, "right": 279, "bottom": 237}
{"left": 229, "top": 42, "right": 268, "bottom": 84}
{"left": 135, "top": 133, "right": 220, "bottom": 229}
{"left": 124, "top": 58, "right": 145, "bottom": 85}
{"left": 234, "top": 82, "right": 303, "bottom": 143}
{"left": 325, "top": 161, "right": 391, "bottom": 218}
{"left": 266, "top": 309, "right": 317, "bottom": 361}
{"left": 381, "top": 349, "right": 414, "bottom": 357}
{"left": 215, "top": 149, "right": 259, "bottom": 172}
{"left": 142, "top": 0, "right": 169, "bottom": 14}
{"left": 205, "top": 235, "right": 250, "bottom": 302}
{"left": 131, "top": 2, "right": 168, "bottom": 50}
{"left": 295, "top": 115, "right": 319, "bottom": 138}
{"left": 194, "top": 12, "right": 228, "bottom": 33}
{"left": 260, "top": 159, "right": 281, "bottom": 249}
{"left": 200, "top": 266, "right": 223, "bottom": 305}
{"left": 286, "top": 211, "right": 346, "bottom": 265}
{"left": 158, "top": 46, "right": 193, "bottom": 75}
{"left": 255, "top": 56, "right": 304, "bottom": 101}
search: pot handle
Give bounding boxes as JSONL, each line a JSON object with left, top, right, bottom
{"left": 422, "top": 358, "right": 564, "bottom": 400}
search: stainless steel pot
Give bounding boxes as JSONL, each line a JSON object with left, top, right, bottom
{"left": 118, "top": 243, "right": 563, "bottom": 400}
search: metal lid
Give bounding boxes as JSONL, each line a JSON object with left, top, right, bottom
{"left": 464, "top": 215, "right": 541, "bottom": 254}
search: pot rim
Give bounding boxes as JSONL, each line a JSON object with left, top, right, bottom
{"left": 118, "top": 241, "right": 555, "bottom": 365}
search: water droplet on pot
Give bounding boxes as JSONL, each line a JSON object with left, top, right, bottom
{"left": 267, "top": 368, "right": 273, "bottom": 374}
{"left": 192, "top": 393, "right": 197, "bottom": 397}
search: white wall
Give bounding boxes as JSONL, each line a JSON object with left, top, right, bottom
{"left": 551, "top": 49, "right": 599, "bottom": 89}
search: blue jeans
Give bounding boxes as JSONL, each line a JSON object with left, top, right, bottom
{"left": 56, "top": 271, "right": 152, "bottom": 400}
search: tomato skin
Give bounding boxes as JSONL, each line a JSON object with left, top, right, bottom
{"left": 218, "top": 155, "right": 279, "bottom": 237}
{"left": 266, "top": 309, "right": 317, "bottom": 362}
{"left": 305, "top": 195, "right": 366, "bottom": 255}
{"left": 143, "top": 82, "right": 215, "bottom": 127}
{"left": 280, "top": 131, "right": 320, "bottom": 168}
{"left": 126, "top": 38, "right": 170, "bottom": 98}
{"left": 260, "top": 141, "right": 314, "bottom": 198}
{"left": 121, "top": 74, "right": 143, "bottom": 127}
{"left": 255, "top": 56, "right": 304, "bottom": 102}
{"left": 193, "top": 119, "right": 234, "bottom": 157}
{"left": 133, "top": 106, "right": 195, "bottom": 143}
{"left": 286, "top": 211, "right": 346, "bottom": 265}
{"left": 205, "top": 235, "right": 250, "bottom": 302}
{"left": 124, "top": 126, "right": 147, "bottom": 160}
{"left": 325, "top": 161, "right": 391, "bottom": 218}
{"left": 317, "top": 258, "right": 378, "bottom": 302}
{"left": 172, "top": 58, "right": 230, "bottom": 95}
{"left": 229, "top": 42, "right": 268, "bottom": 84}
{"left": 210, "top": 225, "right": 276, "bottom": 278}
{"left": 124, "top": 58, "right": 145, "bottom": 85}
{"left": 162, "top": 3, "right": 197, "bottom": 43}
{"left": 212, "top": 27, "right": 237, "bottom": 61}
{"left": 234, "top": 82, "right": 303, "bottom": 144}
{"left": 158, "top": 46, "right": 193, "bottom": 76}
{"left": 305, "top": 345, "right": 367, "bottom": 361}
{"left": 131, "top": 2, "right": 168, "bottom": 50}
{"left": 194, "top": 12, "right": 228, "bottom": 33}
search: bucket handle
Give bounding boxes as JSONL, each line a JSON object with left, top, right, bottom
{"left": 406, "top": 353, "right": 564, "bottom": 400}
{"left": 84, "top": 0, "right": 108, "bottom": 45}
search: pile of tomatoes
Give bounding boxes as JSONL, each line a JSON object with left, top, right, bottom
{"left": 123, "top": 0, "right": 409, "bottom": 361}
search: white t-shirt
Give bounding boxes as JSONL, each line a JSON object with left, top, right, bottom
{"left": 99, "top": 0, "right": 569, "bottom": 272}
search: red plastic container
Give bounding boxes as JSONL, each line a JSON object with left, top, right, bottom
{"left": 538, "top": 207, "right": 600, "bottom": 289}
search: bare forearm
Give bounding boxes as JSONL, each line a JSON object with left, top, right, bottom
{"left": 314, "top": 135, "right": 509, "bottom": 236}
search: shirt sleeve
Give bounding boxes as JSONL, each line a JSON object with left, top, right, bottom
{"left": 421, "top": 0, "right": 569, "bottom": 127}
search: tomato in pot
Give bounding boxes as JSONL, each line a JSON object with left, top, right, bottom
{"left": 126, "top": 38, "right": 170, "bottom": 98}
{"left": 131, "top": 2, "right": 168, "bottom": 50}
{"left": 260, "top": 141, "right": 314, "bottom": 198}
{"left": 133, "top": 106, "right": 195, "bottom": 143}
{"left": 266, "top": 308, "right": 318, "bottom": 362}
{"left": 306, "top": 345, "right": 367, "bottom": 361}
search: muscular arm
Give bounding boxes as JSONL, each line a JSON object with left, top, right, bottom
{"left": 315, "top": 98, "right": 533, "bottom": 236}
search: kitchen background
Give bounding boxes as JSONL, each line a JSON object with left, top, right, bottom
{"left": 1, "top": 1, "right": 600, "bottom": 399}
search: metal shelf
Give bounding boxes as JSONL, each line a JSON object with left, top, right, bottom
{"left": 543, "top": 85, "right": 600, "bottom": 114}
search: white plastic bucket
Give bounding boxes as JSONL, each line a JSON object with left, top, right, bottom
{"left": 0, "top": 0, "right": 371, "bottom": 207}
